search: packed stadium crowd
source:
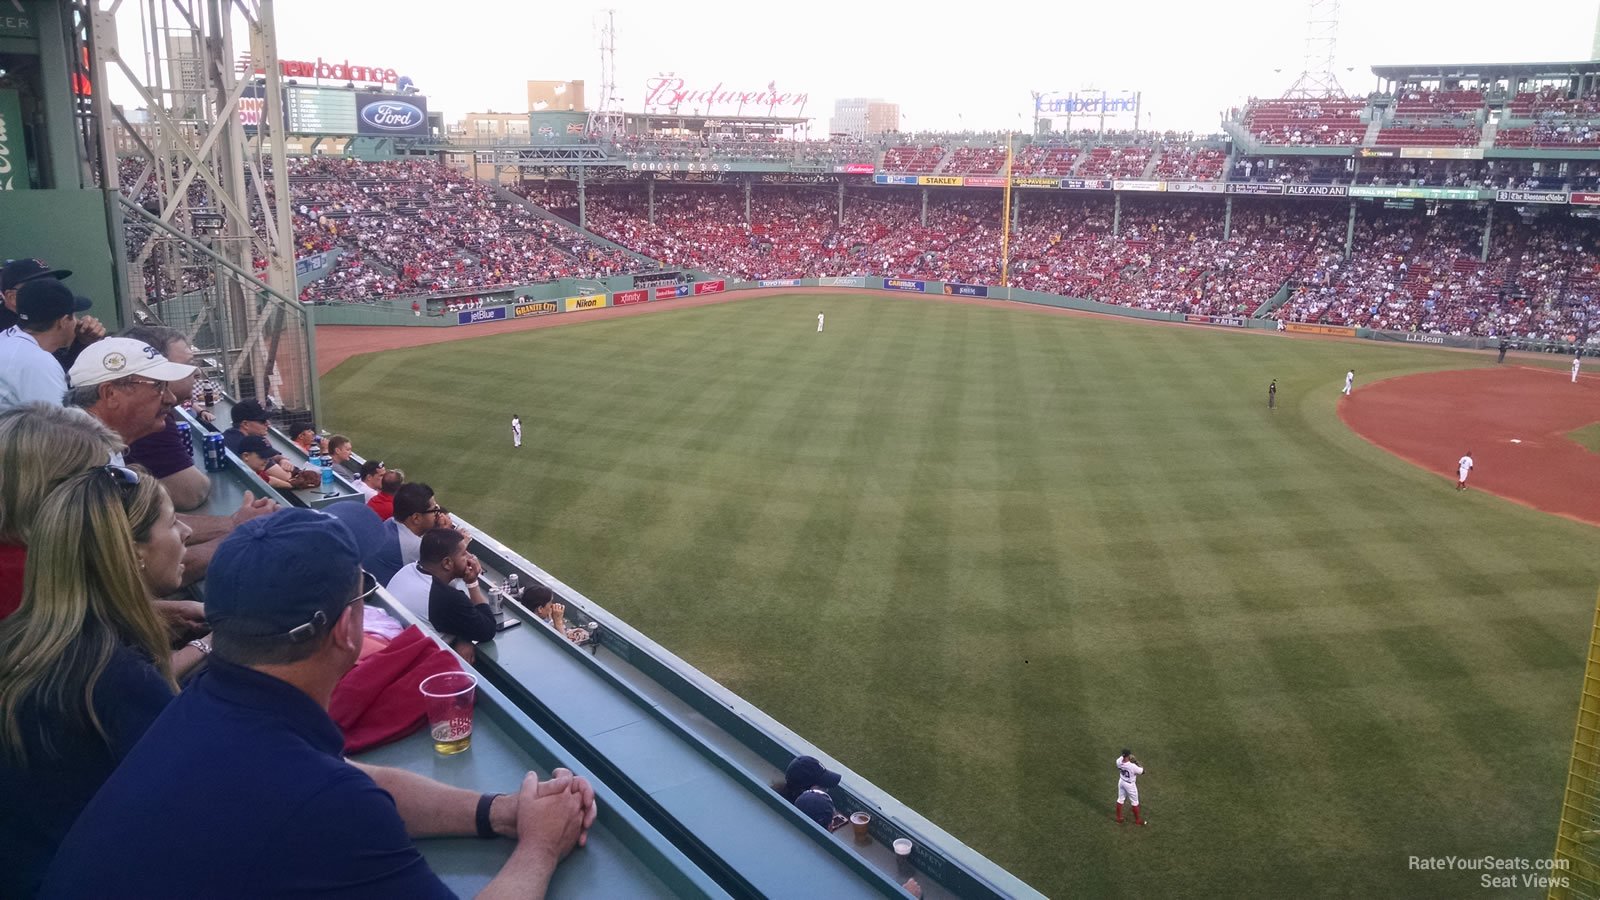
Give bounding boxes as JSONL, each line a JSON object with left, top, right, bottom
{"left": 564, "top": 181, "right": 1600, "bottom": 338}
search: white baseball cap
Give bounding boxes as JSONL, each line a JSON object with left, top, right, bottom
{"left": 68, "top": 337, "right": 198, "bottom": 388}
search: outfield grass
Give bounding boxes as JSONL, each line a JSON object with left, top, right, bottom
{"left": 324, "top": 294, "right": 1600, "bottom": 898}
{"left": 1570, "top": 422, "right": 1600, "bottom": 455}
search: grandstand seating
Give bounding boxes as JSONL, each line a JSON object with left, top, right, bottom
{"left": 944, "top": 146, "right": 1009, "bottom": 174}
{"left": 1013, "top": 145, "right": 1080, "bottom": 176}
{"left": 1374, "top": 125, "right": 1482, "bottom": 147}
{"left": 1496, "top": 124, "right": 1600, "bottom": 148}
{"left": 1507, "top": 87, "right": 1600, "bottom": 119}
{"left": 1241, "top": 98, "right": 1366, "bottom": 146}
{"left": 1150, "top": 147, "right": 1227, "bottom": 181}
{"left": 1075, "top": 145, "right": 1153, "bottom": 178}
{"left": 1392, "top": 88, "right": 1488, "bottom": 118}
{"left": 1277, "top": 208, "right": 1600, "bottom": 340}
{"left": 881, "top": 146, "right": 945, "bottom": 172}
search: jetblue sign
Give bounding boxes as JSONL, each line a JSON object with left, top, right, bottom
{"left": 456, "top": 306, "right": 507, "bottom": 326}
{"left": 356, "top": 92, "right": 428, "bottom": 136}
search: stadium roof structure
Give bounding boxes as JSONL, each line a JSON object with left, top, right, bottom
{"left": 1371, "top": 60, "right": 1600, "bottom": 81}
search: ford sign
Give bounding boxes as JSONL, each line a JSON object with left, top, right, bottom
{"left": 358, "top": 98, "right": 425, "bottom": 133}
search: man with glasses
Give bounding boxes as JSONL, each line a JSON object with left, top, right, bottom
{"left": 67, "top": 337, "right": 278, "bottom": 584}
{"left": 43, "top": 508, "right": 596, "bottom": 899}
{"left": 369, "top": 482, "right": 452, "bottom": 585}
{"left": 0, "top": 279, "right": 90, "bottom": 412}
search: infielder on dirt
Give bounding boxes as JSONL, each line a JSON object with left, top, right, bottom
{"left": 1574, "top": 355, "right": 1582, "bottom": 383}
{"left": 1114, "top": 749, "right": 1147, "bottom": 826}
{"left": 1457, "top": 450, "right": 1473, "bottom": 491}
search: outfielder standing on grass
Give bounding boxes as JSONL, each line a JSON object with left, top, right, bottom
{"left": 1457, "top": 450, "right": 1474, "bottom": 491}
{"left": 512, "top": 414, "right": 522, "bottom": 449}
{"left": 1343, "top": 369, "right": 1355, "bottom": 396}
{"left": 1114, "top": 749, "right": 1147, "bottom": 826}
{"left": 1268, "top": 379, "right": 1278, "bottom": 410}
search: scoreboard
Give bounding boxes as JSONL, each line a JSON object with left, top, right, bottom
{"left": 285, "top": 86, "right": 358, "bottom": 135}
{"left": 274, "top": 85, "right": 430, "bottom": 137}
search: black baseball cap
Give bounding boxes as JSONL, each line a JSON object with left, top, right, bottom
{"left": 2, "top": 258, "right": 72, "bottom": 292}
{"left": 15, "top": 278, "right": 91, "bottom": 323}
{"left": 357, "top": 459, "right": 385, "bottom": 478}
{"left": 230, "top": 399, "right": 271, "bottom": 425}
{"left": 785, "top": 755, "right": 842, "bottom": 793}
{"left": 235, "top": 435, "right": 280, "bottom": 460}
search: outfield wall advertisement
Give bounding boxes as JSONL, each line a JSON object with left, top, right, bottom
{"left": 566, "top": 295, "right": 607, "bottom": 312}
{"left": 1285, "top": 322, "right": 1356, "bottom": 337}
{"left": 613, "top": 288, "right": 649, "bottom": 306}
{"left": 758, "top": 279, "right": 803, "bottom": 287}
{"left": 944, "top": 283, "right": 988, "bottom": 297}
{"left": 694, "top": 280, "right": 727, "bottom": 295}
{"left": 513, "top": 300, "right": 559, "bottom": 318}
{"left": 457, "top": 306, "right": 508, "bottom": 325}
{"left": 1183, "top": 313, "right": 1247, "bottom": 328}
{"left": 655, "top": 285, "right": 690, "bottom": 300}
{"left": 819, "top": 276, "right": 867, "bottom": 287}
{"left": 882, "top": 278, "right": 926, "bottom": 292}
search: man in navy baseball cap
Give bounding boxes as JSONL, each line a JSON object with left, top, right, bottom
{"left": 1, "top": 258, "right": 105, "bottom": 366}
{"left": 42, "top": 505, "right": 599, "bottom": 899}
{"left": 1, "top": 258, "right": 72, "bottom": 331}
{"left": 204, "top": 506, "right": 386, "bottom": 642}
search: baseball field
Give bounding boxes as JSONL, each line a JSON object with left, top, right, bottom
{"left": 323, "top": 292, "right": 1600, "bottom": 898}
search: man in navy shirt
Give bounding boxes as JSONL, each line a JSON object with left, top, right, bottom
{"left": 42, "top": 508, "right": 596, "bottom": 899}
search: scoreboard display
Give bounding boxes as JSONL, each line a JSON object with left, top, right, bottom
{"left": 285, "top": 86, "right": 358, "bottom": 135}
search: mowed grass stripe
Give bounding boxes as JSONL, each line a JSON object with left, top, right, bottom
{"left": 322, "top": 294, "right": 1600, "bottom": 899}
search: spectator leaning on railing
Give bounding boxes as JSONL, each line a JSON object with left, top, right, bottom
{"left": 65, "top": 338, "right": 279, "bottom": 586}
{"left": 40, "top": 508, "right": 597, "bottom": 899}
{"left": 120, "top": 324, "right": 214, "bottom": 511}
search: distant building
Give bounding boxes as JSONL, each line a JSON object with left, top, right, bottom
{"left": 829, "top": 98, "right": 898, "bottom": 139}
{"left": 453, "top": 112, "right": 532, "bottom": 141}
{"left": 528, "top": 80, "right": 585, "bottom": 113}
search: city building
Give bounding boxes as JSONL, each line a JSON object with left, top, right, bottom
{"left": 828, "top": 97, "right": 899, "bottom": 139}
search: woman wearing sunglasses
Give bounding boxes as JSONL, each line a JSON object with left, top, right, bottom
{"left": 0, "top": 465, "right": 201, "bottom": 897}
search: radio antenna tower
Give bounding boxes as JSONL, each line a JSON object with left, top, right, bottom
{"left": 589, "top": 10, "right": 622, "bottom": 139}
{"left": 1283, "top": 0, "right": 1347, "bottom": 98}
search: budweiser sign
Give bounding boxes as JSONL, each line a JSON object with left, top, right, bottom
{"left": 643, "top": 77, "right": 808, "bottom": 114}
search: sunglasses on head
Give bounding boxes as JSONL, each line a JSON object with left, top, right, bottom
{"left": 100, "top": 464, "right": 141, "bottom": 489}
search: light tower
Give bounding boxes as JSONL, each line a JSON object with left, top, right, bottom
{"left": 587, "top": 9, "right": 622, "bottom": 139}
{"left": 1282, "top": 0, "right": 1347, "bottom": 98}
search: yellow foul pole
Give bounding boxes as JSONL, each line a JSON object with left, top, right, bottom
{"left": 1001, "top": 132, "right": 1014, "bottom": 291}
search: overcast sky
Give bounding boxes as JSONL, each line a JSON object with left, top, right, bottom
{"left": 121, "top": 0, "right": 1600, "bottom": 135}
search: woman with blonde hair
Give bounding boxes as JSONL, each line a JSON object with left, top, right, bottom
{"left": 0, "top": 465, "right": 199, "bottom": 897}
{"left": 0, "top": 403, "right": 123, "bottom": 619}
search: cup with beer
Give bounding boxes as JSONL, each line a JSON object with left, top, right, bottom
{"left": 419, "top": 670, "right": 478, "bottom": 755}
{"left": 850, "top": 811, "right": 871, "bottom": 842}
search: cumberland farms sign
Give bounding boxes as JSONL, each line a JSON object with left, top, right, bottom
{"left": 643, "top": 77, "right": 808, "bottom": 115}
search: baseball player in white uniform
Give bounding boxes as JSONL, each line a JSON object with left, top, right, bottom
{"left": 512, "top": 415, "right": 522, "bottom": 449}
{"left": 1456, "top": 451, "right": 1473, "bottom": 491}
{"left": 1574, "top": 356, "right": 1582, "bottom": 383}
{"left": 1342, "top": 369, "right": 1354, "bottom": 396}
{"left": 1114, "top": 749, "right": 1147, "bottom": 825}
{"left": 817, "top": 312, "right": 825, "bottom": 333}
